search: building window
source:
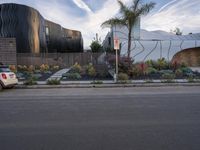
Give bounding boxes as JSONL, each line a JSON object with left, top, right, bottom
{"left": 108, "top": 37, "right": 111, "bottom": 45}
{"left": 45, "top": 27, "right": 49, "bottom": 36}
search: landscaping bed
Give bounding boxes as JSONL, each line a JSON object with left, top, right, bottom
{"left": 107, "top": 56, "right": 200, "bottom": 82}
{"left": 61, "top": 63, "right": 112, "bottom": 81}
{"left": 9, "top": 64, "right": 60, "bottom": 84}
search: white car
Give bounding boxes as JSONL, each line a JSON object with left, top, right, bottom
{"left": 0, "top": 65, "right": 18, "bottom": 90}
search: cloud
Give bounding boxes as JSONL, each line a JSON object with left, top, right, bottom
{"left": 72, "top": 0, "right": 92, "bottom": 13}
{"left": 1, "top": 0, "right": 200, "bottom": 49}
{"left": 158, "top": 0, "right": 178, "bottom": 13}
{"left": 25, "top": 0, "right": 124, "bottom": 49}
{"left": 142, "top": 0, "right": 200, "bottom": 34}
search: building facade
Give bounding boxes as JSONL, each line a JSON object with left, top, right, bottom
{"left": 103, "top": 20, "right": 200, "bottom": 66}
{"left": 0, "top": 3, "right": 83, "bottom": 54}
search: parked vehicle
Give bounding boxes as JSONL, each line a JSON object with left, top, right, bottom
{"left": 0, "top": 65, "right": 18, "bottom": 90}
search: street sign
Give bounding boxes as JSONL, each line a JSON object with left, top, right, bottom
{"left": 113, "top": 37, "right": 119, "bottom": 82}
{"left": 114, "top": 38, "right": 120, "bottom": 50}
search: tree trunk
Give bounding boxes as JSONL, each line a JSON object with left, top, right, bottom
{"left": 127, "top": 27, "right": 132, "bottom": 59}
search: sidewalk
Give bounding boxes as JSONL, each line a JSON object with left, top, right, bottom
{"left": 16, "top": 79, "right": 200, "bottom": 89}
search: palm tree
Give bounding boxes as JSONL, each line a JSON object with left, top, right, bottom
{"left": 101, "top": 0, "right": 155, "bottom": 59}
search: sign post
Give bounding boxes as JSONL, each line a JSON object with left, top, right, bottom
{"left": 114, "top": 37, "right": 120, "bottom": 83}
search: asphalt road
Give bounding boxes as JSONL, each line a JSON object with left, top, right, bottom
{"left": 0, "top": 86, "right": 200, "bottom": 150}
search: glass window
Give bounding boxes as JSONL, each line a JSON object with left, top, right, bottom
{"left": 45, "top": 27, "right": 49, "bottom": 36}
{"left": 0, "top": 67, "right": 11, "bottom": 72}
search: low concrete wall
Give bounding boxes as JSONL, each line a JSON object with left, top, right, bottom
{"left": 0, "top": 38, "right": 17, "bottom": 65}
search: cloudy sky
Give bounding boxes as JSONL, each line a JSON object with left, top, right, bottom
{"left": 0, "top": 0, "right": 200, "bottom": 48}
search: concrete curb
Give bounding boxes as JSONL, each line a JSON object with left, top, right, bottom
{"left": 15, "top": 82, "right": 200, "bottom": 89}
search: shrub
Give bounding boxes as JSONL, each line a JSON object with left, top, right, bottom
{"left": 107, "top": 55, "right": 134, "bottom": 74}
{"left": 16, "top": 72, "right": 24, "bottom": 79}
{"left": 175, "top": 69, "right": 183, "bottom": 78}
{"left": 28, "top": 65, "right": 35, "bottom": 73}
{"left": 171, "top": 60, "right": 187, "bottom": 70}
{"left": 47, "top": 79, "right": 60, "bottom": 85}
{"left": 35, "top": 70, "right": 41, "bottom": 73}
{"left": 161, "top": 73, "right": 175, "bottom": 83}
{"left": 146, "top": 60, "right": 158, "bottom": 69}
{"left": 128, "top": 67, "right": 139, "bottom": 77}
{"left": 40, "top": 64, "right": 49, "bottom": 72}
{"left": 71, "top": 62, "right": 82, "bottom": 73}
{"left": 159, "top": 70, "right": 173, "bottom": 74}
{"left": 161, "top": 73, "right": 175, "bottom": 80}
{"left": 157, "top": 58, "right": 170, "bottom": 70}
{"left": 147, "top": 67, "right": 158, "bottom": 74}
{"left": 118, "top": 56, "right": 134, "bottom": 76}
{"left": 181, "top": 67, "right": 193, "bottom": 76}
{"left": 118, "top": 73, "right": 129, "bottom": 81}
{"left": 187, "top": 77, "right": 195, "bottom": 83}
{"left": 132, "top": 63, "right": 148, "bottom": 76}
{"left": 24, "top": 75, "right": 37, "bottom": 85}
{"left": 51, "top": 65, "right": 60, "bottom": 71}
{"left": 17, "top": 65, "right": 28, "bottom": 72}
{"left": 62, "top": 72, "right": 81, "bottom": 80}
{"left": 9, "top": 65, "right": 17, "bottom": 73}
{"left": 86, "top": 63, "right": 96, "bottom": 77}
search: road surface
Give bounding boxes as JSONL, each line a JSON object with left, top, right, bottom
{"left": 0, "top": 86, "right": 200, "bottom": 150}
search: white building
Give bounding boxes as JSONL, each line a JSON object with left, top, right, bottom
{"left": 103, "top": 21, "right": 200, "bottom": 63}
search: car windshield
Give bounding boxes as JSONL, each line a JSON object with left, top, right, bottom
{"left": 0, "top": 67, "right": 11, "bottom": 72}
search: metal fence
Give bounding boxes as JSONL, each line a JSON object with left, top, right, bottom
{"left": 17, "top": 52, "right": 106, "bottom": 67}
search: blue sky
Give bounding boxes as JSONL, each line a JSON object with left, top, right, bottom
{"left": 0, "top": 0, "right": 200, "bottom": 48}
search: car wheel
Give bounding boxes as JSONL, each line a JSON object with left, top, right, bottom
{"left": 0, "top": 84, "right": 2, "bottom": 91}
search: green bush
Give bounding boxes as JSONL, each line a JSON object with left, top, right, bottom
{"left": 181, "top": 67, "right": 193, "bottom": 76}
{"left": 40, "top": 64, "right": 49, "bottom": 72}
{"left": 118, "top": 73, "right": 129, "bottom": 81}
{"left": 71, "top": 62, "right": 82, "bottom": 73}
{"left": 187, "top": 77, "right": 195, "bottom": 83}
{"left": 86, "top": 63, "right": 96, "bottom": 77}
{"left": 147, "top": 67, "right": 158, "bottom": 74}
{"left": 175, "top": 69, "right": 183, "bottom": 77}
{"left": 129, "top": 67, "right": 140, "bottom": 77}
{"left": 51, "top": 65, "right": 60, "bottom": 71}
{"left": 90, "top": 41, "right": 103, "bottom": 53}
{"left": 17, "top": 65, "right": 29, "bottom": 72}
{"left": 62, "top": 72, "right": 81, "bottom": 80}
{"left": 157, "top": 58, "right": 170, "bottom": 70}
{"left": 47, "top": 79, "right": 60, "bottom": 85}
{"left": 146, "top": 58, "right": 170, "bottom": 70}
{"left": 159, "top": 70, "right": 173, "bottom": 74}
{"left": 24, "top": 75, "right": 37, "bottom": 85}
{"left": 161, "top": 73, "right": 175, "bottom": 83}
{"left": 161, "top": 73, "right": 175, "bottom": 79}
{"left": 34, "top": 70, "right": 41, "bottom": 73}
{"left": 145, "top": 60, "right": 154, "bottom": 67}
{"left": 130, "top": 63, "right": 149, "bottom": 77}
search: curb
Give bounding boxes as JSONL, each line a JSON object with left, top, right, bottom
{"left": 15, "top": 83, "right": 200, "bottom": 89}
